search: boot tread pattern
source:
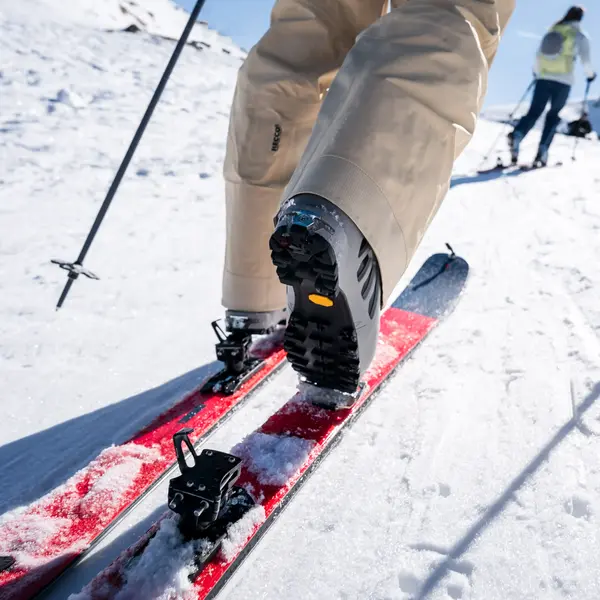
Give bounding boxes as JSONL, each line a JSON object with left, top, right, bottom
{"left": 270, "top": 224, "right": 361, "bottom": 392}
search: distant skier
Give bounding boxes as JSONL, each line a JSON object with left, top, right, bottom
{"left": 218, "top": 0, "right": 514, "bottom": 395}
{"left": 508, "top": 5, "right": 596, "bottom": 167}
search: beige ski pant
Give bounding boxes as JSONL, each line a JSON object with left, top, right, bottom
{"left": 222, "top": 0, "right": 515, "bottom": 312}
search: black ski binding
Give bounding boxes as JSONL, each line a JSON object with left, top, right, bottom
{"left": 168, "top": 428, "right": 254, "bottom": 541}
{"left": 200, "top": 321, "right": 264, "bottom": 395}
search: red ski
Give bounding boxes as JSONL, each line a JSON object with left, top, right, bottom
{"left": 75, "top": 250, "right": 468, "bottom": 600}
{"left": 0, "top": 331, "right": 287, "bottom": 600}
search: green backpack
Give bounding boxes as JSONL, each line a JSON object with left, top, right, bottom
{"left": 538, "top": 24, "right": 577, "bottom": 76}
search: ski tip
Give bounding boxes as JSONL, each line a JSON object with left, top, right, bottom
{"left": 391, "top": 252, "right": 469, "bottom": 319}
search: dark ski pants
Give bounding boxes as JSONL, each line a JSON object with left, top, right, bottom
{"left": 513, "top": 79, "right": 571, "bottom": 149}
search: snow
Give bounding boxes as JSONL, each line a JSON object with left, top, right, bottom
{"left": 220, "top": 505, "right": 266, "bottom": 562}
{"left": 70, "top": 516, "right": 203, "bottom": 600}
{"left": 0, "top": 0, "right": 243, "bottom": 513}
{"left": 6, "top": 0, "right": 244, "bottom": 57}
{"left": 0, "top": 513, "right": 83, "bottom": 570}
{"left": 2, "top": 1, "right": 600, "bottom": 599}
{"left": 0, "top": 441, "right": 162, "bottom": 574}
{"left": 297, "top": 381, "right": 358, "bottom": 409}
{"left": 232, "top": 432, "right": 315, "bottom": 487}
{"left": 77, "top": 443, "right": 163, "bottom": 519}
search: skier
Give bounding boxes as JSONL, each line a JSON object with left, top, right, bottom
{"left": 508, "top": 5, "right": 596, "bottom": 167}
{"left": 219, "top": 0, "right": 515, "bottom": 395}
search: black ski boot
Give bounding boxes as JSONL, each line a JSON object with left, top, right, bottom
{"left": 269, "top": 195, "right": 381, "bottom": 395}
{"left": 532, "top": 145, "right": 549, "bottom": 168}
{"left": 507, "top": 130, "right": 523, "bottom": 165}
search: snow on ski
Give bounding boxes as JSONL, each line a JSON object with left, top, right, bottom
{"left": 74, "top": 250, "right": 468, "bottom": 600}
{"left": 0, "top": 337, "right": 287, "bottom": 600}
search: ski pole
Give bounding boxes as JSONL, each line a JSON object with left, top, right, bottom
{"left": 478, "top": 79, "right": 536, "bottom": 169}
{"left": 52, "top": 0, "right": 208, "bottom": 310}
{"left": 571, "top": 80, "right": 592, "bottom": 162}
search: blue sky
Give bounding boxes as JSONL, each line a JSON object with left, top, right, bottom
{"left": 178, "top": 0, "right": 599, "bottom": 106}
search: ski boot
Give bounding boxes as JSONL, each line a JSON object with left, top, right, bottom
{"left": 224, "top": 309, "right": 286, "bottom": 335}
{"left": 533, "top": 145, "right": 548, "bottom": 168}
{"left": 201, "top": 308, "right": 286, "bottom": 395}
{"left": 507, "top": 130, "right": 523, "bottom": 165}
{"left": 269, "top": 194, "right": 381, "bottom": 397}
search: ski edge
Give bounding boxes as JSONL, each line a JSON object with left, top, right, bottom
{"left": 199, "top": 293, "right": 469, "bottom": 598}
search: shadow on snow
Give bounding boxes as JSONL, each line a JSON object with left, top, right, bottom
{"left": 0, "top": 362, "right": 218, "bottom": 515}
{"left": 451, "top": 167, "right": 529, "bottom": 188}
{"left": 415, "top": 381, "right": 600, "bottom": 599}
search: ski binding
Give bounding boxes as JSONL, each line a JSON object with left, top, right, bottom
{"left": 168, "top": 428, "right": 254, "bottom": 541}
{"left": 200, "top": 321, "right": 264, "bottom": 395}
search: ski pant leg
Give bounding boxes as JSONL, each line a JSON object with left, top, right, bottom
{"left": 539, "top": 82, "right": 571, "bottom": 149}
{"left": 222, "top": 0, "right": 386, "bottom": 312}
{"left": 513, "top": 80, "right": 552, "bottom": 139}
{"left": 284, "top": 0, "right": 515, "bottom": 303}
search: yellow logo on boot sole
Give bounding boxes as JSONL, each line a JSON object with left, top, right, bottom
{"left": 308, "top": 294, "right": 333, "bottom": 307}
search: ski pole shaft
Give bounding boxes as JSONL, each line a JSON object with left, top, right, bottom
{"left": 582, "top": 80, "right": 591, "bottom": 112}
{"left": 53, "top": 0, "right": 208, "bottom": 309}
{"left": 572, "top": 81, "right": 592, "bottom": 161}
{"left": 509, "top": 79, "right": 537, "bottom": 121}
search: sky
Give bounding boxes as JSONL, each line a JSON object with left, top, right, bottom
{"left": 178, "top": 0, "right": 599, "bottom": 106}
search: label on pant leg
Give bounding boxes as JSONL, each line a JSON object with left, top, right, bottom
{"left": 271, "top": 124, "right": 282, "bottom": 152}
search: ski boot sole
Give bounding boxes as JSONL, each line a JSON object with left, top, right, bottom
{"left": 269, "top": 222, "right": 362, "bottom": 393}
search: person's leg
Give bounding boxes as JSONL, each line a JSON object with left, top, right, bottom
{"left": 270, "top": 0, "right": 515, "bottom": 391}
{"left": 282, "top": 0, "right": 516, "bottom": 303}
{"left": 512, "top": 80, "right": 553, "bottom": 139}
{"left": 539, "top": 82, "right": 571, "bottom": 151}
{"left": 222, "top": 0, "right": 386, "bottom": 319}
{"left": 508, "top": 80, "right": 553, "bottom": 163}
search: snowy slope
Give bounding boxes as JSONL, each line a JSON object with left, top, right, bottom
{"left": 482, "top": 95, "right": 600, "bottom": 137}
{"left": 0, "top": 0, "right": 246, "bottom": 511}
{"left": 2, "top": 2, "right": 600, "bottom": 600}
{"left": 13, "top": 0, "right": 244, "bottom": 56}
